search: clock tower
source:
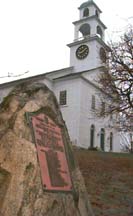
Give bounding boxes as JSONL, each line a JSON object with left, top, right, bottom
{"left": 67, "top": 0, "right": 109, "bottom": 72}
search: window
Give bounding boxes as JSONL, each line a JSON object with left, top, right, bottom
{"left": 95, "top": 10, "right": 99, "bottom": 17}
{"left": 110, "top": 132, "right": 113, "bottom": 151}
{"left": 91, "top": 95, "right": 95, "bottom": 110}
{"left": 101, "top": 101, "right": 105, "bottom": 116}
{"left": 83, "top": 8, "right": 89, "bottom": 17}
{"left": 97, "top": 26, "right": 103, "bottom": 39}
{"left": 79, "top": 23, "right": 90, "bottom": 37}
{"left": 100, "top": 128, "right": 105, "bottom": 151}
{"left": 99, "top": 47, "right": 107, "bottom": 63}
{"left": 90, "top": 124, "right": 95, "bottom": 148}
{"left": 59, "top": 90, "right": 67, "bottom": 105}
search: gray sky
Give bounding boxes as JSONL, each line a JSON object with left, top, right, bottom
{"left": 0, "top": 0, "right": 132, "bottom": 83}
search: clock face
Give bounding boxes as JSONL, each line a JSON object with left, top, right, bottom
{"left": 76, "top": 45, "right": 89, "bottom": 59}
{"left": 99, "top": 47, "right": 106, "bottom": 63}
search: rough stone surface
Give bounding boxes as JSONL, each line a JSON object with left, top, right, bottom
{"left": 0, "top": 82, "right": 94, "bottom": 216}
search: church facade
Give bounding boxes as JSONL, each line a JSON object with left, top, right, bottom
{"left": 0, "top": 0, "right": 121, "bottom": 152}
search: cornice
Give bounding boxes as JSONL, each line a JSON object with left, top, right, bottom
{"left": 67, "top": 35, "right": 110, "bottom": 51}
{"left": 73, "top": 15, "right": 107, "bottom": 29}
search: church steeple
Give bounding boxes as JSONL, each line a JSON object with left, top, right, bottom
{"left": 67, "top": 0, "right": 109, "bottom": 72}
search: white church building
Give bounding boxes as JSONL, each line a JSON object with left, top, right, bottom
{"left": 0, "top": 0, "right": 121, "bottom": 152}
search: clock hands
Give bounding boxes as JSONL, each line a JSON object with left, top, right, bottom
{"left": 78, "top": 47, "right": 88, "bottom": 54}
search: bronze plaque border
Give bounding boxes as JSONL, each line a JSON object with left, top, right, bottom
{"left": 25, "top": 108, "right": 74, "bottom": 194}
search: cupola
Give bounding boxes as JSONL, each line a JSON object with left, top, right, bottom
{"left": 73, "top": 0, "right": 106, "bottom": 41}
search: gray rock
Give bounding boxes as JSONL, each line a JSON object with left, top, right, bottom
{"left": 0, "top": 82, "right": 94, "bottom": 216}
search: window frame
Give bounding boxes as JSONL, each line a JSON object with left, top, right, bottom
{"left": 91, "top": 95, "right": 96, "bottom": 110}
{"left": 59, "top": 90, "right": 67, "bottom": 106}
{"left": 83, "top": 8, "right": 89, "bottom": 17}
{"left": 101, "top": 101, "right": 105, "bottom": 116}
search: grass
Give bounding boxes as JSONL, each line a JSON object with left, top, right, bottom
{"left": 74, "top": 149, "right": 133, "bottom": 216}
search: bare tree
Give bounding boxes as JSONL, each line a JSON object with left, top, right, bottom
{"left": 99, "top": 27, "right": 133, "bottom": 132}
{"left": 120, "top": 132, "right": 133, "bottom": 153}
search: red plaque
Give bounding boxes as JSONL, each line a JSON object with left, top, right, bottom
{"left": 30, "top": 112, "right": 73, "bottom": 192}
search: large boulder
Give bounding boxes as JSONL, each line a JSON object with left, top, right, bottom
{"left": 0, "top": 82, "right": 94, "bottom": 216}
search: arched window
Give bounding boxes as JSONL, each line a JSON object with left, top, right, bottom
{"left": 110, "top": 132, "right": 113, "bottom": 151}
{"left": 97, "top": 26, "right": 103, "bottom": 39}
{"left": 100, "top": 128, "right": 105, "bottom": 151}
{"left": 95, "top": 10, "right": 99, "bottom": 17}
{"left": 90, "top": 124, "right": 95, "bottom": 148}
{"left": 83, "top": 8, "right": 89, "bottom": 17}
{"left": 79, "top": 23, "right": 90, "bottom": 37}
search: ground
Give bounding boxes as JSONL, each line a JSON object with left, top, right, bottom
{"left": 74, "top": 149, "right": 133, "bottom": 216}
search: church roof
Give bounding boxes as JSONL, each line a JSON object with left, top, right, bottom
{"left": 0, "top": 67, "right": 73, "bottom": 89}
{"left": 79, "top": 0, "right": 93, "bottom": 9}
{"left": 78, "top": 0, "right": 102, "bottom": 13}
